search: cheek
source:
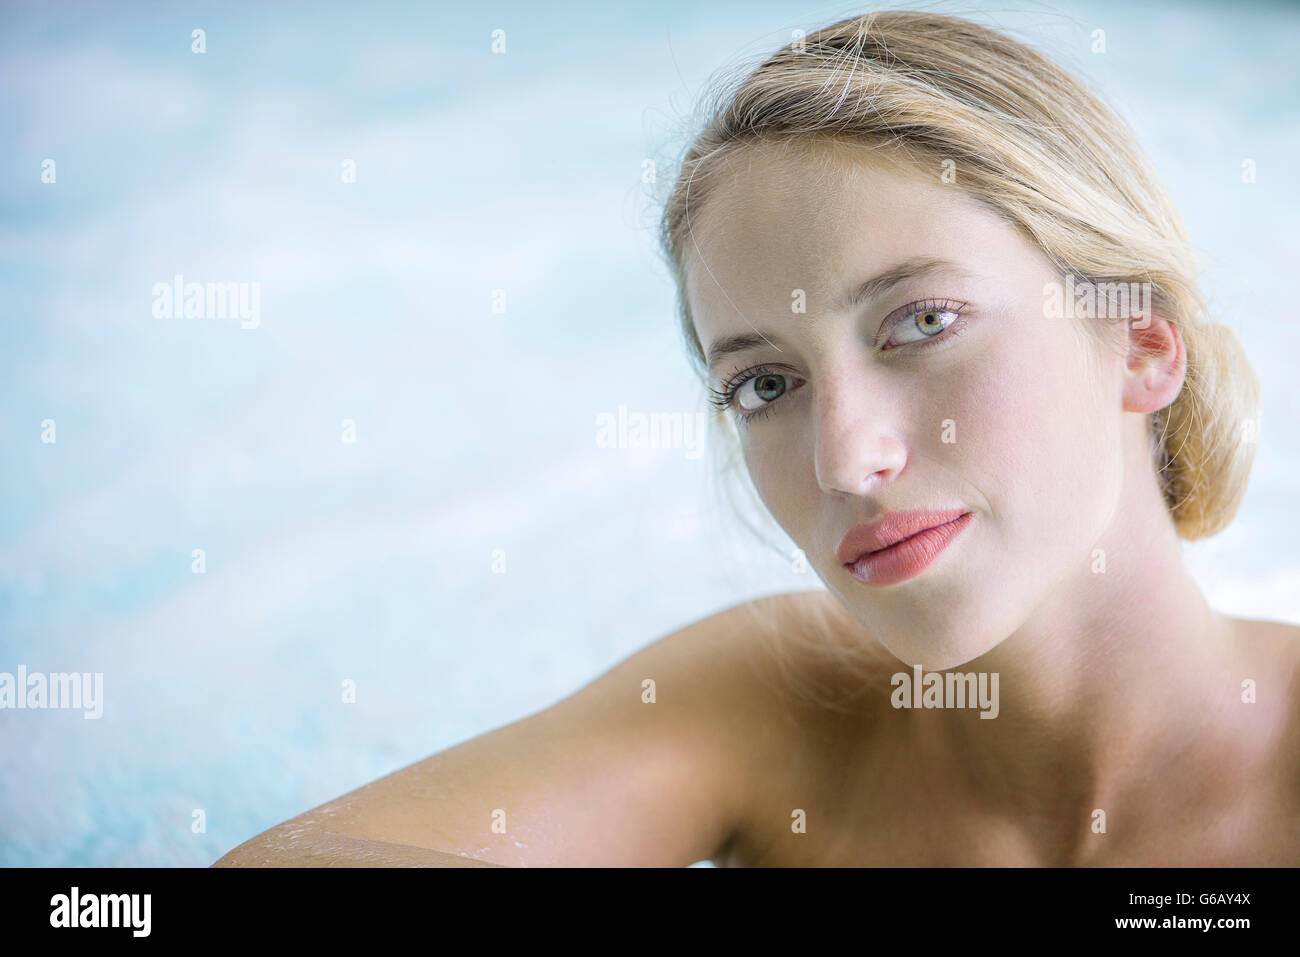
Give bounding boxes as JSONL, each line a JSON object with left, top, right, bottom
{"left": 743, "top": 437, "right": 810, "bottom": 542}
{"left": 953, "top": 318, "right": 1121, "bottom": 547}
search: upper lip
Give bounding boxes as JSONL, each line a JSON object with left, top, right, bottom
{"left": 837, "top": 508, "right": 970, "bottom": 565}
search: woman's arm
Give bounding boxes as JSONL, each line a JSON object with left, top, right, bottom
{"left": 212, "top": 826, "right": 505, "bottom": 867}
{"left": 211, "top": 597, "right": 791, "bottom": 867}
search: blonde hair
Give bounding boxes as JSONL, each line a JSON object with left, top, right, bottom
{"left": 657, "top": 9, "right": 1260, "bottom": 543}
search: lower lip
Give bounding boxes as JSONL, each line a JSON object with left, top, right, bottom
{"left": 844, "top": 512, "right": 973, "bottom": 586}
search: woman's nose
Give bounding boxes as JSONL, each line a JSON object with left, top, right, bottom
{"left": 812, "top": 382, "right": 908, "bottom": 498}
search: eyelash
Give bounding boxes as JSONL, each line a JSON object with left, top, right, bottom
{"left": 707, "top": 298, "right": 970, "bottom": 425}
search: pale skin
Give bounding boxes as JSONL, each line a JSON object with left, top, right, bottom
{"left": 213, "top": 137, "right": 1298, "bottom": 868}
{"left": 685, "top": 137, "right": 1300, "bottom": 865}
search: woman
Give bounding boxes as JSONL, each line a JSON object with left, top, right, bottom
{"left": 214, "top": 10, "right": 1298, "bottom": 867}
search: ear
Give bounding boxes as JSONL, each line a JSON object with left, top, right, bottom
{"left": 1122, "top": 313, "right": 1186, "bottom": 414}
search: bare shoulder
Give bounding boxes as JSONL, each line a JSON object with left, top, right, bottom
{"left": 1224, "top": 614, "right": 1300, "bottom": 784}
{"left": 701, "top": 588, "right": 901, "bottom": 867}
{"left": 1225, "top": 613, "right": 1300, "bottom": 683}
{"left": 730, "top": 588, "right": 898, "bottom": 713}
{"left": 693, "top": 588, "right": 892, "bottom": 727}
{"left": 1227, "top": 614, "right": 1300, "bottom": 642}
{"left": 212, "top": 588, "right": 888, "bottom": 868}
{"left": 507, "top": 588, "right": 885, "bottom": 866}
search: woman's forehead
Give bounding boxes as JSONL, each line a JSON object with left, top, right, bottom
{"left": 698, "top": 137, "right": 939, "bottom": 231}
{"left": 684, "top": 148, "right": 1021, "bottom": 340}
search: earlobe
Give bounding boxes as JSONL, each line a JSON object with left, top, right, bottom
{"left": 1121, "top": 314, "right": 1186, "bottom": 414}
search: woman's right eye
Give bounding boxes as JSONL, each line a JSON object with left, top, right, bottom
{"left": 711, "top": 366, "right": 806, "bottom": 421}
{"left": 735, "top": 371, "right": 791, "bottom": 412}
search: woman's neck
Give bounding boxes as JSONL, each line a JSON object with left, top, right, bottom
{"left": 928, "top": 480, "right": 1247, "bottom": 847}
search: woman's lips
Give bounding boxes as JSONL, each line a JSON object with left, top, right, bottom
{"left": 843, "top": 512, "right": 973, "bottom": 586}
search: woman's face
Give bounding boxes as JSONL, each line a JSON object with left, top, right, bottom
{"left": 686, "top": 137, "right": 1132, "bottom": 669}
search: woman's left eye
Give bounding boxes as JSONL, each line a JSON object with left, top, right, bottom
{"left": 882, "top": 300, "right": 965, "bottom": 348}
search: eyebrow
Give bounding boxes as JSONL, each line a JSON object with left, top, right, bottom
{"left": 704, "top": 256, "right": 968, "bottom": 374}
{"left": 839, "top": 256, "right": 966, "bottom": 311}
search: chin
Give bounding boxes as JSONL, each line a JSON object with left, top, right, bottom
{"left": 878, "top": 629, "right": 1002, "bottom": 672}
{"left": 829, "top": 578, "right": 1012, "bottom": 671}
